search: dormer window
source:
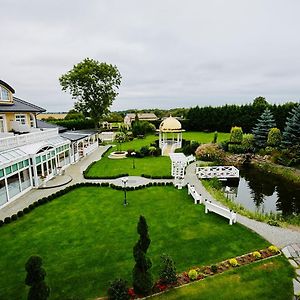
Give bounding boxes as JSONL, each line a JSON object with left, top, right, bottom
{"left": 0, "top": 86, "right": 10, "bottom": 101}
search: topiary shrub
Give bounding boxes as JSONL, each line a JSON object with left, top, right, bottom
{"left": 230, "top": 127, "right": 243, "bottom": 144}
{"left": 23, "top": 207, "right": 30, "bottom": 214}
{"left": 107, "top": 278, "right": 130, "bottom": 300}
{"left": 0, "top": 220, "right": 4, "bottom": 227}
{"left": 229, "top": 258, "right": 238, "bottom": 267}
{"left": 252, "top": 251, "right": 262, "bottom": 260}
{"left": 4, "top": 217, "right": 11, "bottom": 224}
{"left": 11, "top": 214, "right": 18, "bottom": 221}
{"left": 188, "top": 269, "right": 198, "bottom": 281}
{"left": 17, "top": 211, "right": 24, "bottom": 218}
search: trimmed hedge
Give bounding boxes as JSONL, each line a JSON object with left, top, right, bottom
{"left": 0, "top": 181, "right": 174, "bottom": 227}
{"left": 141, "top": 174, "right": 173, "bottom": 179}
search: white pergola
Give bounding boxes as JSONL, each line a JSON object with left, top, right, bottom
{"left": 169, "top": 153, "right": 187, "bottom": 189}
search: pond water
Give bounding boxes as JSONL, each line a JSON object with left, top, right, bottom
{"left": 224, "top": 167, "right": 300, "bottom": 216}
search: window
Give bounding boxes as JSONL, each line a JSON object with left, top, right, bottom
{"left": 0, "top": 87, "right": 10, "bottom": 101}
{"left": 0, "top": 116, "right": 5, "bottom": 132}
{"left": 15, "top": 114, "right": 26, "bottom": 125}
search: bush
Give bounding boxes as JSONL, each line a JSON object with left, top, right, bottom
{"left": 159, "top": 254, "right": 177, "bottom": 285}
{"left": 211, "top": 265, "right": 218, "bottom": 273}
{"left": 16, "top": 211, "right": 24, "bottom": 218}
{"left": 208, "top": 177, "right": 222, "bottom": 190}
{"left": 140, "top": 146, "right": 150, "bottom": 157}
{"left": 0, "top": 220, "right": 4, "bottom": 227}
{"left": 267, "top": 128, "right": 281, "bottom": 147}
{"left": 195, "top": 143, "right": 225, "bottom": 163}
{"left": 268, "top": 245, "right": 280, "bottom": 253}
{"left": 228, "top": 143, "right": 246, "bottom": 154}
{"left": 23, "top": 207, "right": 30, "bottom": 214}
{"left": 182, "top": 141, "right": 200, "bottom": 155}
{"left": 212, "top": 131, "right": 218, "bottom": 143}
{"left": 4, "top": 217, "right": 11, "bottom": 224}
{"left": 188, "top": 269, "right": 198, "bottom": 281}
{"left": 107, "top": 278, "right": 130, "bottom": 300}
{"left": 11, "top": 214, "right": 18, "bottom": 221}
{"left": 242, "top": 134, "right": 255, "bottom": 152}
{"left": 50, "top": 119, "right": 94, "bottom": 130}
{"left": 230, "top": 127, "right": 243, "bottom": 144}
{"left": 228, "top": 258, "right": 238, "bottom": 267}
{"left": 252, "top": 251, "right": 261, "bottom": 259}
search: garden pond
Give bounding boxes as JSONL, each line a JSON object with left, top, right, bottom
{"left": 224, "top": 166, "right": 300, "bottom": 216}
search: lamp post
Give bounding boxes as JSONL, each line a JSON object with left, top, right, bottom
{"left": 131, "top": 151, "right": 136, "bottom": 169}
{"left": 121, "top": 177, "right": 128, "bottom": 206}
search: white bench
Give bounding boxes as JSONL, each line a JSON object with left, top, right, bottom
{"left": 187, "top": 183, "right": 202, "bottom": 204}
{"left": 204, "top": 200, "right": 237, "bottom": 225}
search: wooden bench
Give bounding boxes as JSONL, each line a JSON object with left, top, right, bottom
{"left": 187, "top": 183, "right": 202, "bottom": 204}
{"left": 204, "top": 200, "right": 237, "bottom": 225}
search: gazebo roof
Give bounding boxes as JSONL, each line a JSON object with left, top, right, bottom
{"left": 159, "top": 116, "right": 183, "bottom": 132}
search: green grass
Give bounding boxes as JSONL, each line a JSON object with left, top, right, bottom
{"left": 182, "top": 132, "right": 230, "bottom": 144}
{"left": 0, "top": 186, "right": 269, "bottom": 299}
{"left": 88, "top": 132, "right": 230, "bottom": 178}
{"left": 155, "top": 255, "right": 294, "bottom": 300}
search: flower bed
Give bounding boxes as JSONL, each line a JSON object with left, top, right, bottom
{"left": 125, "top": 246, "right": 280, "bottom": 299}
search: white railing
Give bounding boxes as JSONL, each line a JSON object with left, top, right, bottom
{"left": 205, "top": 200, "right": 237, "bottom": 225}
{"left": 0, "top": 128, "right": 58, "bottom": 151}
{"left": 170, "top": 142, "right": 181, "bottom": 153}
{"left": 196, "top": 166, "right": 239, "bottom": 179}
{"left": 186, "top": 155, "right": 196, "bottom": 164}
{"left": 187, "top": 183, "right": 202, "bottom": 204}
{"left": 83, "top": 142, "right": 98, "bottom": 156}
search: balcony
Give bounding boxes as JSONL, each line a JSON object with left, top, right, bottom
{"left": 0, "top": 128, "right": 59, "bottom": 151}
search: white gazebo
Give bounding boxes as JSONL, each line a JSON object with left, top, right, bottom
{"left": 169, "top": 153, "right": 187, "bottom": 189}
{"left": 158, "top": 116, "right": 185, "bottom": 155}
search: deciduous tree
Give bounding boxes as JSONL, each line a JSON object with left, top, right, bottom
{"left": 59, "top": 58, "right": 121, "bottom": 128}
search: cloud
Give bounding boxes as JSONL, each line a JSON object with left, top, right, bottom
{"left": 1, "top": 0, "right": 300, "bottom": 112}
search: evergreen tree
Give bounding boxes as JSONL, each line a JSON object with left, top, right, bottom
{"left": 282, "top": 104, "right": 300, "bottom": 147}
{"left": 267, "top": 128, "right": 281, "bottom": 147}
{"left": 132, "top": 216, "right": 153, "bottom": 295}
{"left": 25, "top": 256, "right": 50, "bottom": 300}
{"left": 252, "top": 108, "right": 276, "bottom": 148}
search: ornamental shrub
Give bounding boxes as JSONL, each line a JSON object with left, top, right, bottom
{"left": 268, "top": 245, "right": 279, "bottom": 253}
{"left": 252, "top": 251, "right": 262, "bottom": 259}
{"left": 11, "top": 214, "right": 18, "bottom": 221}
{"left": 211, "top": 265, "right": 218, "bottom": 273}
{"left": 267, "top": 128, "right": 281, "bottom": 147}
{"left": 0, "top": 220, "right": 4, "bottom": 227}
{"left": 107, "top": 278, "right": 130, "bottom": 300}
{"left": 212, "top": 131, "right": 218, "bottom": 143}
{"left": 4, "top": 217, "right": 11, "bottom": 224}
{"left": 229, "top": 258, "right": 238, "bottom": 267}
{"left": 195, "top": 143, "right": 225, "bottom": 163}
{"left": 159, "top": 254, "right": 177, "bottom": 284}
{"left": 188, "top": 269, "right": 198, "bottom": 281}
{"left": 230, "top": 127, "right": 243, "bottom": 144}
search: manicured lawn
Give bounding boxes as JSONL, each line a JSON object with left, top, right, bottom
{"left": 88, "top": 132, "right": 230, "bottom": 178}
{"left": 155, "top": 255, "right": 294, "bottom": 300}
{"left": 182, "top": 131, "right": 230, "bottom": 144}
{"left": 0, "top": 186, "right": 269, "bottom": 299}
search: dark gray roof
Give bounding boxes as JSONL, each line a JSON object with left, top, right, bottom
{"left": 0, "top": 97, "right": 45, "bottom": 113}
{"left": 36, "top": 119, "right": 67, "bottom": 133}
{"left": 60, "top": 130, "right": 98, "bottom": 142}
{"left": 0, "top": 80, "right": 15, "bottom": 93}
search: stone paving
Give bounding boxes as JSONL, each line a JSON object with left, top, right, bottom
{"left": 282, "top": 244, "right": 300, "bottom": 298}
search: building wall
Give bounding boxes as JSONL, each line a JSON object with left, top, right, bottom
{"left": 3, "top": 112, "right": 33, "bottom": 131}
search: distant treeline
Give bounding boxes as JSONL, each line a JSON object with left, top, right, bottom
{"left": 186, "top": 102, "right": 298, "bottom": 133}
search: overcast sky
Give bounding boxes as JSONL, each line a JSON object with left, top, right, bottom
{"left": 1, "top": 0, "right": 300, "bottom": 112}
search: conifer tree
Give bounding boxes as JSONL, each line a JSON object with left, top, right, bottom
{"left": 252, "top": 108, "right": 276, "bottom": 148}
{"left": 282, "top": 104, "right": 300, "bottom": 147}
{"left": 25, "top": 256, "right": 50, "bottom": 300}
{"left": 132, "top": 216, "right": 153, "bottom": 295}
